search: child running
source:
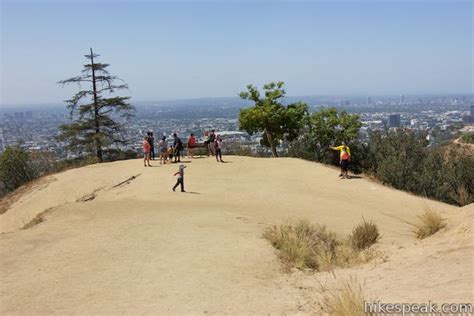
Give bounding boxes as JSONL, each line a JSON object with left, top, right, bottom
{"left": 172, "top": 164, "right": 187, "bottom": 192}
{"left": 142, "top": 136, "right": 152, "bottom": 167}
{"left": 330, "top": 141, "right": 351, "bottom": 179}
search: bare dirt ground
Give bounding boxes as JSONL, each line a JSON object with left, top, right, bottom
{"left": 1, "top": 156, "right": 472, "bottom": 315}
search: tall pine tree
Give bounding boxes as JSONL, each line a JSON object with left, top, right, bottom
{"left": 58, "top": 48, "right": 134, "bottom": 162}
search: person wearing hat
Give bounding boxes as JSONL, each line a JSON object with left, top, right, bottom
{"left": 172, "top": 164, "right": 187, "bottom": 192}
{"left": 330, "top": 141, "right": 351, "bottom": 179}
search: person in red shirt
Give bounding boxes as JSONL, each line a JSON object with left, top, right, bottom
{"left": 187, "top": 133, "right": 196, "bottom": 158}
{"left": 142, "top": 136, "right": 152, "bottom": 167}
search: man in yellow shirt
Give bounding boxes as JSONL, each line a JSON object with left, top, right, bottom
{"left": 330, "top": 141, "right": 351, "bottom": 179}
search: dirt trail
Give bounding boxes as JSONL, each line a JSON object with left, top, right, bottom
{"left": 1, "top": 157, "right": 472, "bottom": 314}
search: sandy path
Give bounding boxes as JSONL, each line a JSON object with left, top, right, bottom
{"left": 0, "top": 156, "right": 471, "bottom": 314}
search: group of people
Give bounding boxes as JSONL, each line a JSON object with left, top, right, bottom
{"left": 141, "top": 130, "right": 226, "bottom": 192}
{"left": 142, "top": 131, "right": 352, "bottom": 193}
{"left": 202, "top": 130, "right": 224, "bottom": 162}
{"left": 143, "top": 132, "right": 186, "bottom": 166}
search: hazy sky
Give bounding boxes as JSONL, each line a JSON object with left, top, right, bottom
{"left": 1, "top": 0, "right": 472, "bottom": 105}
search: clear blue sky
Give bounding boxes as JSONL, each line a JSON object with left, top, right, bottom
{"left": 1, "top": 0, "right": 472, "bottom": 105}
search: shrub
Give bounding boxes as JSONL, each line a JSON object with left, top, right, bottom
{"left": 263, "top": 220, "right": 338, "bottom": 270}
{"left": 460, "top": 133, "right": 474, "bottom": 144}
{"left": 263, "top": 219, "right": 379, "bottom": 271}
{"left": 349, "top": 219, "right": 380, "bottom": 251}
{"left": 322, "top": 279, "right": 369, "bottom": 316}
{"left": 413, "top": 209, "right": 447, "bottom": 239}
{"left": 0, "top": 146, "right": 36, "bottom": 195}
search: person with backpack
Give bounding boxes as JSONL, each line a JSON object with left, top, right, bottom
{"left": 173, "top": 133, "right": 183, "bottom": 163}
{"left": 331, "top": 141, "right": 351, "bottom": 179}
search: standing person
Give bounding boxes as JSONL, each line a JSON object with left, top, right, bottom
{"left": 159, "top": 136, "right": 168, "bottom": 164}
{"left": 330, "top": 141, "right": 351, "bottom": 179}
{"left": 142, "top": 136, "right": 152, "bottom": 167}
{"left": 187, "top": 133, "right": 196, "bottom": 158}
{"left": 203, "top": 131, "right": 210, "bottom": 156}
{"left": 208, "top": 130, "right": 216, "bottom": 156}
{"left": 148, "top": 132, "right": 155, "bottom": 160}
{"left": 172, "top": 164, "right": 187, "bottom": 192}
{"left": 214, "top": 135, "right": 224, "bottom": 162}
{"left": 173, "top": 133, "right": 183, "bottom": 163}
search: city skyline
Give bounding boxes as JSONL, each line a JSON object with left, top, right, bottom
{"left": 1, "top": 0, "right": 473, "bottom": 106}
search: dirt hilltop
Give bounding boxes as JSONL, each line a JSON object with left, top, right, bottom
{"left": 1, "top": 156, "right": 472, "bottom": 314}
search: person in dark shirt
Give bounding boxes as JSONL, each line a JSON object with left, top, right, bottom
{"left": 208, "top": 129, "right": 216, "bottom": 156}
{"left": 173, "top": 133, "right": 183, "bottom": 163}
{"left": 147, "top": 132, "right": 155, "bottom": 160}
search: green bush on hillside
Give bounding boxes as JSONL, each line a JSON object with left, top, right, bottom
{"left": 0, "top": 146, "right": 37, "bottom": 195}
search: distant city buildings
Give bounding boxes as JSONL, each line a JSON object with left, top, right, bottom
{"left": 1, "top": 95, "right": 472, "bottom": 156}
{"left": 388, "top": 114, "right": 401, "bottom": 127}
{"left": 462, "top": 105, "right": 474, "bottom": 124}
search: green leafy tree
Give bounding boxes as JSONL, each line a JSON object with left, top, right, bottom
{"left": 289, "top": 108, "right": 362, "bottom": 163}
{"left": 239, "top": 82, "right": 308, "bottom": 157}
{"left": 58, "top": 48, "right": 135, "bottom": 162}
{"left": 371, "top": 129, "right": 428, "bottom": 191}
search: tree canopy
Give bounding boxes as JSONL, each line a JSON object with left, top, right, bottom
{"left": 58, "top": 48, "right": 134, "bottom": 162}
{"left": 239, "top": 82, "right": 308, "bottom": 157}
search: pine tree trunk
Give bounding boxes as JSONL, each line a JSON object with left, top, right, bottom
{"left": 90, "top": 48, "right": 103, "bottom": 162}
{"left": 265, "top": 130, "right": 278, "bottom": 157}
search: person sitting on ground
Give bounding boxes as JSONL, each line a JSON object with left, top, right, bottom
{"left": 187, "top": 133, "right": 196, "bottom": 158}
{"left": 142, "top": 136, "right": 152, "bottom": 167}
{"left": 173, "top": 133, "right": 183, "bottom": 163}
{"left": 214, "top": 134, "right": 224, "bottom": 162}
{"left": 330, "top": 141, "right": 351, "bottom": 179}
{"left": 172, "top": 164, "right": 187, "bottom": 192}
{"left": 159, "top": 136, "right": 168, "bottom": 164}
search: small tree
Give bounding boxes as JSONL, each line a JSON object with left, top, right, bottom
{"left": 58, "top": 48, "right": 134, "bottom": 162}
{"left": 288, "top": 108, "right": 362, "bottom": 163}
{"left": 239, "top": 82, "right": 307, "bottom": 157}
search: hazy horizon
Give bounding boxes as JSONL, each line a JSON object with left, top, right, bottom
{"left": 1, "top": 0, "right": 473, "bottom": 106}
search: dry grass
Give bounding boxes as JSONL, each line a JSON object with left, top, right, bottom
{"left": 263, "top": 219, "right": 380, "bottom": 272}
{"left": 321, "top": 278, "right": 370, "bottom": 316}
{"left": 451, "top": 184, "right": 472, "bottom": 206}
{"left": 413, "top": 209, "right": 447, "bottom": 239}
{"left": 22, "top": 207, "right": 54, "bottom": 230}
{"left": 349, "top": 219, "right": 380, "bottom": 251}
